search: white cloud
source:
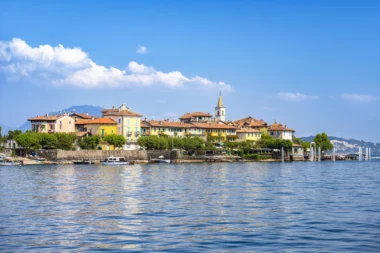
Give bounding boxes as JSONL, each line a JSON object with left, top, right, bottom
{"left": 0, "top": 38, "right": 233, "bottom": 92}
{"left": 136, "top": 45, "right": 148, "bottom": 54}
{"left": 340, "top": 93, "right": 380, "bottom": 103}
{"left": 277, "top": 92, "right": 319, "bottom": 102}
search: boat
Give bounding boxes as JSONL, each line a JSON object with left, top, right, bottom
{"left": 0, "top": 158, "right": 21, "bottom": 166}
{"left": 73, "top": 160, "right": 95, "bottom": 165}
{"left": 151, "top": 155, "right": 171, "bottom": 164}
{"left": 101, "top": 157, "right": 129, "bottom": 165}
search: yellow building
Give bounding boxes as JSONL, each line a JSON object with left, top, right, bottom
{"left": 144, "top": 120, "right": 191, "bottom": 137}
{"left": 102, "top": 103, "right": 142, "bottom": 144}
{"left": 75, "top": 118, "right": 117, "bottom": 137}
{"left": 191, "top": 122, "right": 237, "bottom": 142}
{"left": 236, "top": 128, "right": 262, "bottom": 141}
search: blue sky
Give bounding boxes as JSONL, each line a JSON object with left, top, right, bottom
{"left": 1, "top": 0, "right": 380, "bottom": 141}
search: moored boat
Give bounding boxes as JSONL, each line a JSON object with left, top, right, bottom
{"left": 101, "top": 157, "right": 129, "bottom": 165}
{"left": 73, "top": 160, "right": 95, "bottom": 165}
{"left": 151, "top": 155, "right": 171, "bottom": 164}
{"left": 0, "top": 158, "right": 21, "bottom": 166}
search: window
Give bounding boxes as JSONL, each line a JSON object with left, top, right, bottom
{"left": 69, "top": 121, "right": 71, "bottom": 124}
{"left": 59, "top": 121, "right": 62, "bottom": 130}
{"left": 270, "top": 132, "right": 273, "bottom": 136}
{"left": 222, "top": 111, "right": 224, "bottom": 116}
{"left": 118, "top": 119, "right": 121, "bottom": 124}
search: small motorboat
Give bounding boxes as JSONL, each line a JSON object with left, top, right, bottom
{"left": 0, "top": 158, "right": 21, "bottom": 166}
{"left": 73, "top": 160, "right": 95, "bottom": 165}
{"left": 101, "top": 157, "right": 130, "bottom": 165}
{"left": 151, "top": 155, "right": 171, "bottom": 164}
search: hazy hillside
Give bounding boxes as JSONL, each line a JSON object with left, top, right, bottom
{"left": 301, "top": 136, "right": 380, "bottom": 154}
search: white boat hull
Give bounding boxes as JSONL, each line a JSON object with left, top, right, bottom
{"left": 0, "top": 162, "right": 21, "bottom": 166}
{"left": 151, "top": 159, "right": 171, "bottom": 164}
{"left": 101, "top": 161, "right": 130, "bottom": 165}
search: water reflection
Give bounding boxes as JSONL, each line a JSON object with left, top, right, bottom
{"left": 1, "top": 161, "right": 380, "bottom": 252}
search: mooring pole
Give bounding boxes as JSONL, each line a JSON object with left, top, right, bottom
{"left": 318, "top": 147, "right": 321, "bottom": 162}
{"left": 281, "top": 147, "right": 284, "bottom": 163}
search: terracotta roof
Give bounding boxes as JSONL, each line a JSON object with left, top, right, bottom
{"left": 267, "top": 123, "right": 295, "bottom": 132}
{"left": 75, "top": 118, "right": 117, "bottom": 125}
{"left": 234, "top": 116, "right": 267, "bottom": 128}
{"left": 75, "top": 131, "right": 89, "bottom": 137}
{"left": 179, "top": 112, "right": 212, "bottom": 119}
{"left": 28, "top": 114, "right": 67, "bottom": 121}
{"left": 236, "top": 128, "right": 261, "bottom": 133}
{"left": 71, "top": 113, "right": 94, "bottom": 119}
{"left": 292, "top": 143, "right": 303, "bottom": 147}
{"left": 102, "top": 108, "right": 142, "bottom": 117}
{"left": 147, "top": 120, "right": 192, "bottom": 128}
{"left": 140, "top": 120, "right": 151, "bottom": 128}
{"left": 190, "top": 122, "right": 237, "bottom": 130}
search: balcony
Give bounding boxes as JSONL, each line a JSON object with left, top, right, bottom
{"left": 141, "top": 130, "right": 150, "bottom": 136}
{"left": 127, "top": 131, "right": 132, "bottom": 136}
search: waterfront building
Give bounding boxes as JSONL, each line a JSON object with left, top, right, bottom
{"left": 215, "top": 92, "right": 226, "bottom": 122}
{"left": 236, "top": 128, "right": 262, "bottom": 141}
{"left": 190, "top": 122, "right": 236, "bottom": 142}
{"left": 28, "top": 113, "right": 75, "bottom": 133}
{"left": 267, "top": 122, "right": 295, "bottom": 141}
{"left": 234, "top": 116, "right": 267, "bottom": 135}
{"left": 140, "top": 120, "right": 151, "bottom": 136}
{"left": 75, "top": 118, "right": 117, "bottom": 137}
{"left": 179, "top": 112, "right": 213, "bottom": 123}
{"left": 70, "top": 112, "right": 95, "bottom": 121}
{"left": 102, "top": 103, "right": 142, "bottom": 143}
{"left": 145, "top": 120, "right": 191, "bottom": 137}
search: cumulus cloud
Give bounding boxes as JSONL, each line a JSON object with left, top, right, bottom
{"left": 277, "top": 92, "right": 319, "bottom": 102}
{"left": 0, "top": 38, "right": 233, "bottom": 92}
{"left": 136, "top": 45, "right": 148, "bottom": 54}
{"left": 339, "top": 93, "right": 380, "bottom": 103}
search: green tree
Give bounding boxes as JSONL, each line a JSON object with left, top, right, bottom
{"left": 7, "top": 130, "right": 22, "bottom": 141}
{"left": 40, "top": 133, "right": 58, "bottom": 149}
{"left": 55, "top": 133, "right": 77, "bottom": 150}
{"left": 15, "top": 132, "right": 41, "bottom": 154}
{"left": 79, "top": 136, "right": 101, "bottom": 150}
{"left": 314, "top": 132, "right": 333, "bottom": 152}
{"left": 103, "top": 134, "right": 126, "bottom": 148}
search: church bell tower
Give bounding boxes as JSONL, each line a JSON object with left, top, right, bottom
{"left": 215, "top": 92, "right": 226, "bottom": 122}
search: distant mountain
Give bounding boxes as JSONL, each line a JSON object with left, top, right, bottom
{"left": 301, "top": 136, "right": 380, "bottom": 154}
{"left": 48, "top": 105, "right": 103, "bottom": 117}
{"left": 0, "top": 124, "right": 16, "bottom": 136}
{"left": 0, "top": 105, "right": 103, "bottom": 134}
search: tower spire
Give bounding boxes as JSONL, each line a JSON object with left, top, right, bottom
{"left": 217, "top": 91, "right": 224, "bottom": 107}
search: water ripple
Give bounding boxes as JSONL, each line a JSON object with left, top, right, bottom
{"left": 1, "top": 161, "right": 380, "bottom": 252}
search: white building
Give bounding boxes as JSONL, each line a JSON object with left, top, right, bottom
{"left": 267, "top": 122, "right": 295, "bottom": 141}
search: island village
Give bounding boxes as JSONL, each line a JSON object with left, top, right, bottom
{"left": 2, "top": 92, "right": 358, "bottom": 165}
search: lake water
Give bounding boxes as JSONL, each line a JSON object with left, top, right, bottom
{"left": 1, "top": 161, "right": 380, "bottom": 252}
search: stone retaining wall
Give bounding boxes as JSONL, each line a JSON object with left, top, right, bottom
{"left": 37, "top": 149, "right": 180, "bottom": 161}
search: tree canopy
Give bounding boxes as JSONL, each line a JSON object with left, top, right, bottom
{"left": 79, "top": 136, "right": 101, "bottom": 150}
{"left": 314, "top": 133, "right": 333, "bottom": 152}
{"left": 55, "top": 133, "right": 77, "bottom": 150}
{"left": 138, "top": 136, "right": 204, "bottom": 150}
{"left": 15, "top": 132, "right": 41, "bottom": 154}
{"left": 103, "top": 134, "right": 126, "bottom": 148}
